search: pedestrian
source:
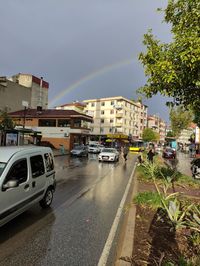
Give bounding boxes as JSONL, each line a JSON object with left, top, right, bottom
{"left": 137, "top": 151, "right": 144, "bottom": 165}
{"left": 122, "top": 145, "right": 129, "bottom": 161}
{"left": 147, "top": 148, "right": 155, "bottom": 163}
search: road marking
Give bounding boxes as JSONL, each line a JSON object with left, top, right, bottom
{"left": 98, "top": 162, "right": 137, "bottom": 266}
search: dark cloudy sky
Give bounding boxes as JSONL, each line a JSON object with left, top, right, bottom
{"left": 0, "top": 0, "right": 172, "bottom": 122}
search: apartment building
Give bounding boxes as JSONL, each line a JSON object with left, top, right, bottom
{"left": 147, "top": 115, "right": 166, "bottom": 142}
{"left": 0, "top": 74, "right": 48, "bottom": 112}
{"left": 83, "top": 96, "right": 148, "bottom": 140}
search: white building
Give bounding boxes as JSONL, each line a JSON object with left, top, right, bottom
{"left": 83, "top": 96, "right": 148, "bottom": 140}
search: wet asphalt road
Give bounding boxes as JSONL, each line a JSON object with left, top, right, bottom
{"left": 0, "top": 153, "right": 137, "bottom": 266}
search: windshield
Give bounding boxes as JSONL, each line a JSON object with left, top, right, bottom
{"left": 0, "top": 162, "right": 6, "bottom": 177}
{"left": 89, "top": 144, "right": 98, "bottom": 148}
{"left": 74, "top": 146, "right": 84, "bottom": 150}
{"left": 131, "top": 141, "right": 144, "bottom": 148}
{"left": 102, "top": 148, "right": 115, "bottom": 153}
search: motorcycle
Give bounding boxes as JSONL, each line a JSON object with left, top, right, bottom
{"left": 191, "top": 158, "right": 200, "bottom": 179}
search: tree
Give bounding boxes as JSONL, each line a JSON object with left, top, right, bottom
{"left": 142, "top": 128, "right": 159, "bottom": 142}
{"left": 0, "top": 110, "right": 15, "bottom": 130}
{"left": 166, "top": 131, "right": 175, "bottom": 138}
{"left": 139, "top": 0, "right": 200, "bottom": 126}
{"left": 169, "top": 106, "right": 192, "bottom": 137}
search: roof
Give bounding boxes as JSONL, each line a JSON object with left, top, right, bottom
{"left": 8, "top": 109, "right": 93, "bottom": 121}
{"left": 83, "top": 96, "right": 143, "bottom": 107}
{"left": 0, "top": 146, "right": 51, "bottom": 163}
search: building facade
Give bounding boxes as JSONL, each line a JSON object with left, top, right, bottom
{"left": 0, "top": 77, "right": 31, "bottom": 112}
{"left": 10, "top": 73, "right": 49, "bottom": 109}
{"left": 9, "top": 109, "right": 92, "bottom": 151}
{"left": 82, "top": 96, "right": 148, "bottom": 140}
{"left": 147, "top": 115, "right": 166, "bottom": 142}
{"left": 0, "top": 74, "right": 48, "bottom": 113}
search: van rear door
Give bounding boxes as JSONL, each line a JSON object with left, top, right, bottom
{"left": 29, "top": 154, "right": 46, "bottom": 201}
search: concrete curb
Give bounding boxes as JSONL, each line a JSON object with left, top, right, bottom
{"left": 115, "top": 167, "right": 138, "bottom": 266}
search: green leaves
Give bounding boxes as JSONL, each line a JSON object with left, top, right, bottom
{"left": 142, "top": 128, "right": 160, "bottom": 142}
{"left": 170, "top": 106, "right": 193, "bottom": 137}
{"left": 139, "top": 0, "right": 200, "bottom": 122}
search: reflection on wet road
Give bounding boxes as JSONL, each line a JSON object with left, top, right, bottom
{"left": 0, "top": 153, "right": 138, "bottom": 266}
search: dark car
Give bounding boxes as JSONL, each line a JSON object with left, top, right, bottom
{"left": 70, "top": 145, "right": 88, "bottom": 157}
{"left": 162, "top": 147, "right": 176, "bottom": 159}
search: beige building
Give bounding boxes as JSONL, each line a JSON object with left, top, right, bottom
{"left": 0, "top": 74, "right": 48, "bottom": 112}
{"left": 147, "top": 115, "right": 166, "bottom": 142}
{"left": 82, "top": 96, "right": 148, "bottom": 139}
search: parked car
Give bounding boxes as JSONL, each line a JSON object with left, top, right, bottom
{"left": 98, "top": 148, "right": 119, "bottom": 162}
{"left": 162, "top": 147, "right": 176, "bottom": 159}
{"left": 70, "top": 145, "right": 88, "bottom": 157}
{"left": 0, "top": 146, "right": 56, "bottom": 227}
{"left": 88, "top": 144, "right": 101, "bottom": 153}
{"left": 191, "top": 158, "right": 200, "bottom": 179}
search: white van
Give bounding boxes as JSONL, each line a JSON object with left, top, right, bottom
{"left": 0, "top": 146, "right": 56, "bottom": 227}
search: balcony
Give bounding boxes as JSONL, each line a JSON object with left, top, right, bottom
{"left": 116, "top": 113, "right": 123, "bottom": 118}
{"left": 115, "top": 122, "right": 123, "bottom": 127}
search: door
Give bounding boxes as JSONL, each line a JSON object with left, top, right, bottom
{"left": 0, "top": 158, "right": 31, "bottom": 224}
{"left": 29, "top": 154, "right": 46, "bottom": 199}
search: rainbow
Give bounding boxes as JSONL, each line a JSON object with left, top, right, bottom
{"left": 49, "top": 58, "right": 137, "bottom": 107}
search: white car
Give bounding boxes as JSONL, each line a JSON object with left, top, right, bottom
{"left": 88, "top": 144, "right": 101, "bottom": 153}
{"left": 98, "top": 148, "right": 119, "bottom": 162}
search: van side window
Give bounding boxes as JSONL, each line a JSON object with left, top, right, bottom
{"left": 30, "top": 155, "right": 45, "bottom": 178}
{"left": 4, "top": 159, "right": 28, "bottom": 184}
{"left": 44, "top": 153, "right": 54, "bottom": 172}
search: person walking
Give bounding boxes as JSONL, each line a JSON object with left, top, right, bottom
{"left": 147, "top": 148, "right": 155, "bottom": 163}
{"left": 122, "top": 145, "right": 129, "bottom": 161}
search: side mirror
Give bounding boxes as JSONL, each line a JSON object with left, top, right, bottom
{"left": 2, "top": 180, "right": 19, "bottom": 191}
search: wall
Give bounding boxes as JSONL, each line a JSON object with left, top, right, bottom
{"left": 0, "top": 80, "right": 31, "bottom": 112}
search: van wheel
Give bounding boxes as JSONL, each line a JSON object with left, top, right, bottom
{"left": 40, "top": 188, "right": 53, "bottom": 209}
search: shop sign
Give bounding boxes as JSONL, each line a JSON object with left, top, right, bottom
{"left": 106, "top": 134, "right": 128, "bottom": 139}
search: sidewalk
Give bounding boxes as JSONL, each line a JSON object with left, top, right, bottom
{"left": 53, "top": 148, "right": 69, "bottom": 157}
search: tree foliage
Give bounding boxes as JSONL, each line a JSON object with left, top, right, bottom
{"left": 139, "top": 0, "right": 200, "bottom": 126}
{"left": 142, "top": 128, "right": 160, "bottom": 142}
{"left": 0, "top": 110, "right": 15, "bottom": 130}
{"left": 170, "top": 106, "right": 193, "bottom": 137}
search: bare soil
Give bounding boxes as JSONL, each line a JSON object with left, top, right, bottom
{"left": 131, "top": 180, "right": 200, "bottom": 266}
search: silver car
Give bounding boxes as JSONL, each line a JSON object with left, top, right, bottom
{"left": 70, "top": 145, "right": 88, "bottom": 157}
{"left": 0, "top": 146, "right": 56, "bottom": 227}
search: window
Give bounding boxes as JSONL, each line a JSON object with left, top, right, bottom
{"left": 39, "top": 119, "right": 56, "bottom": 127}
{"left": 44, "top": 153, "right": 54, "bottom": 172}
{"left": 101, "top": 102, "right": 105, "bottom": 106}
{"left": 109, "top": 128, "right": 113, "bottom": 133}
{"left": 100, "top": 127, "right": 104, "bottom": 133}
{"left": 74, "top": 120, "right": 81, "bottom": 127}
{"left": 4, "top": 159, "right": 28, "bottom": 184}
{"left": 101, "top": 110, "right": 104, "bottom": 115}
{"left": 111, "top": 101, "right": 114, "bottom": 105}
{"left": 110, "top": 119, "right": 113, "bottom": 123}
{"left": 110, "top": 110, "right": 114, "bottom": 114}
{"left": 101, "top": 119, "right": 104, "bottom": 123}
{"left": 57, "top": 119, "right": 70, "bottom": 127}
{"left": 91, "top": 102, "right": 95, "bottom": 107}
{"left": 30, "top": 155, "right": 45, "bottom": 178}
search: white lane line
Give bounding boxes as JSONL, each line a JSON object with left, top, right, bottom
{"left": 98, "top": 163, "right": 137, "bottom": 266}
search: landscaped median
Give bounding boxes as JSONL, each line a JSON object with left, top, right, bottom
{"left": 116, "top": 155, "right": 200, "bottom": 266}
